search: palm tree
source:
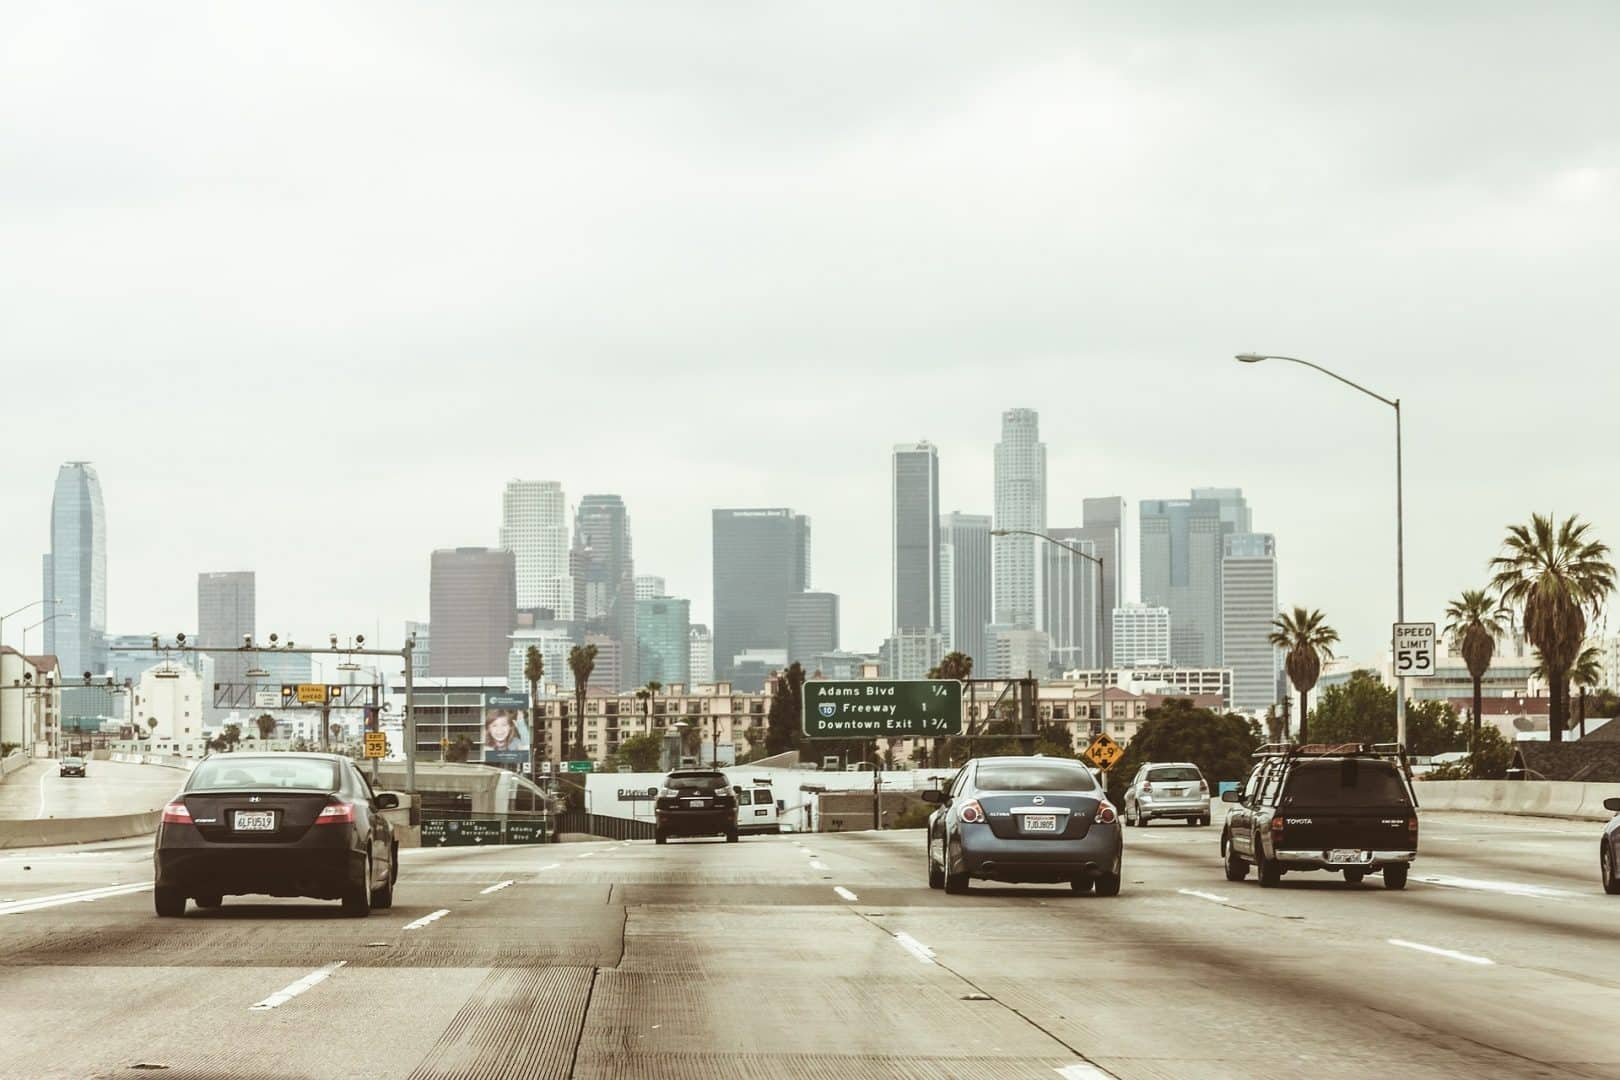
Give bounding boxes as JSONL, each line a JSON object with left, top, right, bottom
{"left": 1490, "top": 514, "right": 1615, "bottom": 742}
{"left": 928, "top": 652, "right": 973, "bottom": 681}
{"left": 1268, "top": 607, "right": 1339, "bottom": 744}
{"left": 567, "top": 644, "right": 598, "bottom": 760}
{"left": 635, "top": 680, "right": 663, "bottom": 736}
{"left": 1572, "top": 645, "right": 1604, "bottom": 739}
{"left": 524, "top": 645, "right": 545, "bottom": 768}
{"left": 254, "top": 713, "right": 277, "bottom": 741}
{"left": 1444, "top": 589, "right": 1509, "bottom": 756}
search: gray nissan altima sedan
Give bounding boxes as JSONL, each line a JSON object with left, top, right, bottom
{"left": 1602, "top": 797, "right": 1620, "bottom": 894}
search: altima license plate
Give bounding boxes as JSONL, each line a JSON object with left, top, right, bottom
{"left": 1022, "top": 814, "right": 1058, "bottom": 833}
{"left": 233, "top": 810, "right": 276, "bottom": 831}
{"left": 1328, "top": 849, "right": 1363, "bottom": 864}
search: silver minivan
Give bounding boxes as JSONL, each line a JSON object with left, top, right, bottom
{"left": 1122, "top": 762, "right": 1211, "bottom": 827}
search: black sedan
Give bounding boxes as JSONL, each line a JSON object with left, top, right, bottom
{"left": 153, "top": 752, "right": 399, "bottom": 917}
{"left": 58, "top": 756, "right": 87, "bottom": 778}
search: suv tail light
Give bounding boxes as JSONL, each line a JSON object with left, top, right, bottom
{"left": 160, "top": 800, "right": 192, "bottom": 825}
{"left": 1198, "top": 779, "right": 1209, "bottom": 794}
{"left": 957, "top": 799, "right": 985, "bottom": 824}
{"left": 315, "top": 801, "right": 355, "bottom": 825}
{"left": 1096, "top": 800, "right": 1117, "bottom": 824}
{"left": 1140, "top": 781, "right": 1153, "bottom": 794}
{"left": 1270, "top": 815, "right": 1286, "bottom": 835}
{"left": 1407, "top": 817, "right": 1419, "bottom": 835}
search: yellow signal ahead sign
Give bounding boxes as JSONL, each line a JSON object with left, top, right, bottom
{"left": 363, "top": 732, "right": 387, "bottom": 759}
{"left": 1083, "top": 732, "right": 1124, "bottom": 770}
{"left": 295, "top": 683, "right": 329, "bottom": 705}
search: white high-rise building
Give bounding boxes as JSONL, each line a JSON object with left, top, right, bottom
{"left": 1222, "top": 533, "right": 1280, "bottom": 713}
{"left": 635, "top": 575, "right": 666, "bottom": 601}
{"left": 1602, "top": 636, "right": 1620, "bottom": 692}
{"left": 992, "top": 409, "right": 1046, "bottom": 630}
{"left": 892, "top": 442, "right": 941, "bottom": 637}
{"left": 500, "top": 480, "right": 574, "bottom": 620}
{"left": 884, "top": 627, "right": 944, "bottom": 680}
{"left": 1040, "top": 530, "right": 1100, "bottom": 672}
{"left": 986, "top": 624, "right": 1051, "bottom": 680}
{"left": 1112, "top": 604, "right": 1172, "bottom": 667}
{"left": 940, "top": 511, "right": 993, "bottom": 666}
{"left": 688, "top": 624, "right": 715, "bottom": 685}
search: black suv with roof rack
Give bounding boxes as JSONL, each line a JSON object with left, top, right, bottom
{"left": 1220, "top": 743, "right": 1418, "bottom": 889}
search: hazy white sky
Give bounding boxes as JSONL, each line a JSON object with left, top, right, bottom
{"left": 3, "top": 2, "right": 1617, "bottom": 662}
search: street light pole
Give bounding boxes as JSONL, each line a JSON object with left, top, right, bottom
{"left": 991, "top": 529, "right": 1107, "bottom": 746}
{"left": 1235, "top": 353, "right": 1407, "bottom": 749}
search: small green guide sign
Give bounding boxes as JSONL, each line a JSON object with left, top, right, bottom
{"left": 566, "top": 760, "right": 595, "bottom": 773}
{"left": 802, "top": 680, "right": 964, "bottom": 739}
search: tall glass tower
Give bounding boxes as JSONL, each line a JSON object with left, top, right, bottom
{"left": 44, "top": 462, "right": 107, "bottom": 676}
{"left": 892, "top": 442, "right": 941, "bottom": 637}
{"left": 992, "top": 409, "right": 1046, "bottom": 629}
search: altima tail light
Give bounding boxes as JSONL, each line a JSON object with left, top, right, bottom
{"left": 315, "top": 801, "right": 355, "bottom": 825}
{"left": 957, "top": 799, "right": 985, "bottom": 824}
{"left": 160, "top": 801, "right": 192, "bottom": 824}
{"left": 1096, "top": 801, "right": 1118, "bottom": 825}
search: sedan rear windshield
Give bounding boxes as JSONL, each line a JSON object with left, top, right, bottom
{"left": 1147, "top": 766, "right": 1201, "bottom": 782}
{"left": 975, "top": 763, "right": 1098, "bottom": 793}
{"left": 190, "top": 758, "right": 339, "bottom": 792}
{"left": 1284, "top": 761, "right": 1410, "bottom": 806}
{"left": 665, "top": 774, "right": 726, "bottom": 792}
{"left": 61, "top": 757, "right": 84, "bottom": 764}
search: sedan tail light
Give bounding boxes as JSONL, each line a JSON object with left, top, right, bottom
{"left": 160, "top": 800, "right": 192, "bottom": 825}
{"left": 1096, "top": 800, "right": 1118, "bottom": 824}
{"left": 957, "top": 799, "right": 985, "bottom": 824}
{"left": 315, "top": 801, "right": 356, "bottom": 825}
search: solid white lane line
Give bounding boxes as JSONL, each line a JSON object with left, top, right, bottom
{"left": 893, "top": 931, "right": 936, "bottom": 965}
{"left": 810, "top": 861, "right": 828, "bottom": 871}
{"left": 0, "top": 882, "right": 152, "bottom": 916}
{"left": 1177, "top": 888, "right": 1230, "bottom": 903}
{"left": 402, "top": 908, "right": 451, "bottom": 931}
{"left": 249, "top": 961, "right": 346, "bottom": 1011}
{"left": 1055, "top": 1063, "right": 1118, "bottom": 1080}
{"left": 1414, "top": 874, "right": 1576, "bottom": 900}
{"left": 833, "top": 886, "right": 858, "bottom": 901}
{"left": 35, "top": 769, "right": 50, "bottom": 819}
{"left": 1388, "top": 939, "right": 1494, "bottom": 966}
{"left": 480, "top": 880, "right": 515, "bottom": 895}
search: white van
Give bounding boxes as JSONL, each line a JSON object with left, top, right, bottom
{"left": 734, "top": 781, "right": 781, "bottom": 835}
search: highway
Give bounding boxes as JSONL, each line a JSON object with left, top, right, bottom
{"left": 0, "top": 759, "right": 185, "bottom": 820}
{"left": 1, "top": 813, "right": 1616, "bottom": 1079}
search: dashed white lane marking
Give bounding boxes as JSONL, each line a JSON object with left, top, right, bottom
{"left": 538, "top": 863, "right": 560, "bottom": 871}
{"left": 1414, "top": 874, "right": 1576, "bottom": 900}
{"left": 577, "top": 851, "right": 597, "bottom": 859}
{"left": 480, "top": 880, "right": 515, "bottom": 895}
{"left": 833, "top": 886, "right": 858, "bottom": 901}
{"left": 249, "top": 961, "right": 346, "bottom": 1011}
{"left": 810, "top": 861, "right": 828, "bottom": 871}
{"left": 1056, "top": 1063, "right": 1118, "bottom": 1079}
{"left": 1177, "top": 888, "right": 1230, "bottom": 903}
{"left": 893, "top": 931, "right": 936, "bottom": 965}
{"left": 402, "top": 908, "right": 451, "bottom": 931}
{"left": 0, "top": 882, "right": 152, "bottom": 916}
{"left": 1387, "top": 939, "right": 1494, "bottom": 966}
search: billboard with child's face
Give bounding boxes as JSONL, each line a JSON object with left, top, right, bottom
{"left": 483, "top": 693, "right": 529, "bottom": 762}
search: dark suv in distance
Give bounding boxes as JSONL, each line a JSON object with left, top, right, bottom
{"left": 1221, "top": 743, "right": 1418, "bottom": 889}
{"left": 655, "top": 769, "right": 738, "bottom": 844}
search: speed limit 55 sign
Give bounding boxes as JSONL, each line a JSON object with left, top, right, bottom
{"left": 1393, "top": 622, "right": 1436, "bottom": 677}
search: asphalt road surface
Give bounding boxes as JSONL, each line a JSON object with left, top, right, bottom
{"left": 1, "top": 812, "right": 1617, "bottom": 1079}
{"left": 0, "top": 759, "right": 185, "bottom": 820}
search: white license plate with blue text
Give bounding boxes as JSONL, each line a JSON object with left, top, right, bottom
{"left": 1022, "top": 815, "right": 1058, "bottom": 833}
{"left": 233, "top": 810, "right": 275, "bottom": 831}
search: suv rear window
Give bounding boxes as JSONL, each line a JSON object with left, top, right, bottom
{"left": 1284, "top": 761, "right": 1409, "bottom": 806}
{"left": 976, "top": 762, "right": 1098, "bottom": 792}
{"left": 191, "top": 758, "right": 338, "bottom": 791}
{"left": 665, "top": 774, "right": 726, "bottom": 792}
{"left": 1147, "top": 766, "right": 1201, "bottom": 782}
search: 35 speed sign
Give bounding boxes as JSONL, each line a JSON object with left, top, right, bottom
{"left": 1393, "top": 622, "right": 1436, "bottom": 677}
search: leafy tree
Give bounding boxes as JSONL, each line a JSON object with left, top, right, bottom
{"left": 1308, "top": 670, "right": 1465, "bottom": 756}
{"left": 1443, "top": 588, "right": 1508, "bottom": 756}
{"left": 613, "top": 732, "right": 664, "bottom": 772}
{"left": 1468, "top": 724, "right": 1513, "bottom": 779}
{"left": 567, "top": 643, "right": 598, "bottom": 759}
{"left": 1107, "top": 699, "right": 1261, "bottom": 802}
{"left": 145, "top": 718, "right": 158, "bottom": 737}
{"left": 765, "top": 662, "right": 807, "bottom": 755}
{"left": 1269, "top": 607, "right": 1339, "bottom": 744}
{"left": 928, "top": 652, "right": 973, "bottom": 681}
{"left": 524, "top": 645, "right": 545, "bottom": 765}
{"left": 254, "top": 713, "right": 277, "bottom": 741}
{"left": 221, "top": 723, "right": 242, "bottom": 749}
{"left": 205, "top": 737, "right": 227, "bottom": 753}
{"left": 1490, "top": 513, "right": 1614, "bottom": 741}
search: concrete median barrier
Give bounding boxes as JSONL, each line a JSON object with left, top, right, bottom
{"left": 0, "top": 810, "right": 160, "bottom": 849}
{"left": 1417, "top": 779, "right": 1620, "bottom": 821}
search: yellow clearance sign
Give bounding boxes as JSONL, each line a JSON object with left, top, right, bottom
{"left": 295, "top": 684, "right": 329, "bottom": 705}
{"left": 1083, "top": 732, "right": 1124, "bottom": 771}
{"left": 363, "top": 732, "right": 387, "bottom": 759}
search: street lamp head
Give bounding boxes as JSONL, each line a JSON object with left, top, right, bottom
{"left": 990, "top": 529, "right": 1009, "bottom": 537}
{"left": 1234, "top": 353, "right": 1267, "bottom": 364}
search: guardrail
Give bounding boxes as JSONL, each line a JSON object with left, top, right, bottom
{"left": 1418, "top": 779, "right": 1620, "bottom": 821}
{"left": 0, "top": 750, "right": 28, "bottom": 779}
{"left": 557, "top": 811, "right": 656, "bottom": 841}
{"left": 0, "top": 810, "right": 160, "bottom": 850}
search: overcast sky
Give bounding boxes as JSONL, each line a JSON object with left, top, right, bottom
{"left": 3, "top": 2, "right": 1617, "bottom": 665}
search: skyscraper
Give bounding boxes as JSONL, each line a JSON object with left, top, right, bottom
{"left": 500, "top": 480, "right": 573, "bottom": 619}
{"left": 992, "top": 409, "right": 1046, "bottom": 629}
{"left": 892, "top": 442, "right": 941, "bottom": 636}
{"left": 573, "top": 495, "right": 637, "bottom": 690}
{"left": 940, "top": 511, "right": 993, "bottom": 667}
{"left": 786, "top": 592, "right": 840, "bottom": 666}
{"left": 1192, "top": 487, "right": 1253, "bottom": 534}
{"left": 1039, "top": 530, "right": 1099, "bottom": 672}
{"left": 711, "top": 508, "right": 810, "bottom": 677}
{"left": 1139, "top": 495, "right": 1237, "bottom": 667}
{"left": 428, "top": 548, "right": 517, "bottom": 677}
{"left": 44, "top": 462, "right": 107, "bottom": 677}
{"left": 1112, "top": 604, "right": 1172, "bottom": 667}
{"left": 1222, "top": 533, "right": 1280, "bottom": 713}
{"left": 198, "top": 571, "right": 255, "bottom": 718}
{"left": 635, "top": 575, "right": 666, "bottom": 601}
{"left": 636, "top": 595, "right": 691, "bottom": 687}
{"left": 688, "top": 624, "right": 715, "bottom": 685}
{"left": 1081, "top": 497, "right": 1126, "bottom": 664}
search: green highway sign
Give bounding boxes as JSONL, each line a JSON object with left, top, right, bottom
{"left": 566, "top": 760, "right": 595, "bottom": 773}
{"left": 802, "top": 680, "right": 963, "bottom": 739}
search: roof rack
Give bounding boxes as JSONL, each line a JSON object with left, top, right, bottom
{"left": 1253, "top": 742, "right": 1407, "bottom": 760}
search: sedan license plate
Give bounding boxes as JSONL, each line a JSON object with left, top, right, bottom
{"left": 1022, "top": 814, "right": 1058, "bottom": 833}
{"left": 232, "top": 810, "right": 276, "bottom": 832}
{"left": 1328, "top": 848, "right": 1363, "bottom": 864}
